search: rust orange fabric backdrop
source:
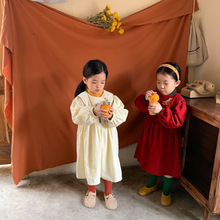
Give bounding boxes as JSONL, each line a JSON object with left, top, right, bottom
{"left": 1, "top": 0, "right": 195, "bottom": 184}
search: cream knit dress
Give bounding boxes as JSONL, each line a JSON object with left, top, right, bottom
{"left": 70, "top": 90, "right": 128, "bottom": 185}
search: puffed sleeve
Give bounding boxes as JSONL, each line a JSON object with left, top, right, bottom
{"left": 107, "top": 95, "right": 128, "bottom": 128}
{"left": 157, "top": 100, "right": 187, "bottom": 129}
{"left": 134, "top": 94, "right": 149, "bottom": 114}
{"left": 70, "top": 96, "right": 99, "bottom": 125}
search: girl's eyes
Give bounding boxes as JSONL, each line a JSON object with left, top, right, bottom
{"left": 157, "top": 82, "right": 169, "bottom": 85}
{"left": 92, "top": 82, "right": 105, "bottom": 84}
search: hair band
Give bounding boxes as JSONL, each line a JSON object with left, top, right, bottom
{"left": 158, "top": 64, "right": 180, "bottom": 81}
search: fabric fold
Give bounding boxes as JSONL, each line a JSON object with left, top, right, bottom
{"left": 1, "top": 0, "right": 195, "bottom": 184}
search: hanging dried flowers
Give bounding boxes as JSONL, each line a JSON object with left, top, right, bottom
{"left": 87, "top": 5, "right": 124, "bottom": 34}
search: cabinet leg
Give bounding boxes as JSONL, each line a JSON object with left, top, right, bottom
{"left": 203, "top": 209, "right": 212, "bottom": 220}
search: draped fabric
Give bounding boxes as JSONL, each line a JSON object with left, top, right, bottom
{"left": 0, "top": 0, "right": 196, "bottom": 184}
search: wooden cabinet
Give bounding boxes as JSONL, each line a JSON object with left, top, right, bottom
{"left": 180, "top": 97, "right": 220, "bottom": 220}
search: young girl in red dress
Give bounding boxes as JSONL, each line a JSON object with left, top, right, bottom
{"left": 134, "top": 62, "right": 187, "bottom": 206}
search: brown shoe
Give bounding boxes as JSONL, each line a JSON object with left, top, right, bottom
{"left": 138, "top": 184, "right": 159, "bottom": 196}
{"left": 84, "top": 191, "right": 96, "bottom": 208}
{"left": 104, "top": 194, "right": 117, "bottom": 210}
{"left": 161, "top": 192, "right": 171, "bottom": 206}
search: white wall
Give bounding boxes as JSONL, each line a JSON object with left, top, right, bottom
{"left": 28, "top": 0, "right": 220, "bottom": 177}
{"left": 189, "top": 0, "right": 220, "bottom": 92}
{"left": 43, "top": 0, "right": 161, "bottom": 19}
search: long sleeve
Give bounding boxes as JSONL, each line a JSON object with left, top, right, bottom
{"left": 134, "top": 94, "right": 149, "bottom": 114}
{"left": 70, "top": 96, "right": 99, "bottom": 125}
{"left": 157, "top": 100, "right": 187, "bottom": 129}
{"left": 107, "top": 95, "right": 128, "bottom": 128}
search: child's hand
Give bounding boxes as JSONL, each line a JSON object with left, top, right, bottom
{"left": 93, "top": 102, "right": 110, "bottom": 119}
{"left": 106, "top": 107, "right": 113, "bottom": 120}
{"left": 145, "top": 90, "right": 156, "bottom": 100}
{"left": 148, "top": 102, "right": 163, "bottom": 114}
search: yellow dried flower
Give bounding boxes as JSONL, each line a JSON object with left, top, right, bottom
{"left": 117, "top": 22, "right": 122, "bottom": 29}
{"left": 113, "top": 12, "right": 120, "bottom": 21}
{"left": 105, "top": 10, "right": 111, "bottom": 16}
{"left": 103, "top": 15, "right": 107, "bottom": 21}
{"left": 110, "top": 26, "right": 116, "bottom": 32}
{"left": 119, "top": 28, "right": 124, "bottom": 34}
{"left": 112, "top": 21, "right": 117, "bottom": 27}
{"left": 106, "top": 5, "right": 111, "bottom": 10}
{"left": 87, "top": 5, "right": 124, "bottom": 34}
{"left": 113, "top": 12, "right": 118, "bottom": 17}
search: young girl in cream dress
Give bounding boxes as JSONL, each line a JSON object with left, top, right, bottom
{"left": 70, "top": 59, "right": 128, "bottom": 210}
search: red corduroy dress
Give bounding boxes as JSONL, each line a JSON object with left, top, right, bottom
{"left": 134, "top": 91, "right": 187, "bottom": 178}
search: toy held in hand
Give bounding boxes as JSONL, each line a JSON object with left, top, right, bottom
{"left": 148, "top": 93, "right": 159, "bottom": 115}
{"left": 101, "top": 101, "right": 111, "bottom": 114}
{"left": 100, "top": 100, "right": 111, "bottom": 124}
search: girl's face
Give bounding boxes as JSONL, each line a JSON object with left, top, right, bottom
{"left": 156, "top": 73, "right": 180, "bottom": 95}
{"left": 83, "top": 72, "right": 106, "bottom": 94}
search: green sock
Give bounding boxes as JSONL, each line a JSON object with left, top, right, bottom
{"left": 146, "top": 174, "right": 157, "bottom": 188}
{"left": 163, "top": 176, "right": 174, "bottom": 196}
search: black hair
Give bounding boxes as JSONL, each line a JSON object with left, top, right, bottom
{"left": 156, "top": 62, "right": 181, "bottom": 81}
{"left": 75, "top": 59, "right": 108, "bottom": 97}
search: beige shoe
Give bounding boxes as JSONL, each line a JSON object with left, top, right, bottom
{"left": 84, "top": 191, "right": 96, "bottom": 208}
{"left": 104, "top": 194, "right": 117, "bottom": 210}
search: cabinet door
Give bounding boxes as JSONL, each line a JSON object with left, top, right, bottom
{"left": 182, "top": 115, "right": 219, "bottom": 199}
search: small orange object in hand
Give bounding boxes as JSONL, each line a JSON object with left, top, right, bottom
{"left": 149, "top": 93, "right": 159, "bottom": 103}
{"left": 101, "top": 103, "right": 111, "bottom": 114}
{"left": 148, "top": 93, "right": 159, "bottom": 115}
